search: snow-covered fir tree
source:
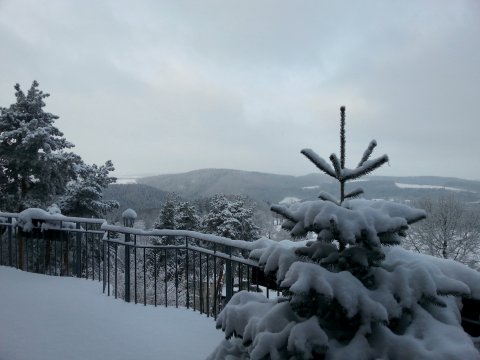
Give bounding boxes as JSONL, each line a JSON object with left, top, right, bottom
{"left": 149, "top": 196, "right": 199, "bottom": 287}
{"left": 59, "top": 160, "right": 119, "bottom": 217}
{"left": 209, "top": 107, "right": 480, "bottom": 360}
{"left": 176, "top": 201, "right": 201, "bottom": 231}
{"left": 0, "top": 81, "right": 117, "bottom": 215}
{"left": 202, "top": 194, "right": 260, "bottom": 240}
{"left": 154, "top": 196, "right": 179, "bottom": 229}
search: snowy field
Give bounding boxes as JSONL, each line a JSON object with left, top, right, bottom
{"left": 0, "top": 266, "right": 223, "bottom": 360}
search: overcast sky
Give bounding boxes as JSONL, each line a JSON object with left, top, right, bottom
{"left": 1, "top": 0, "right": 479, "bottom": 180}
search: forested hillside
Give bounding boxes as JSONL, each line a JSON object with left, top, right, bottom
{"left": 137, "top": 169, "right": 480, "bottom": 204}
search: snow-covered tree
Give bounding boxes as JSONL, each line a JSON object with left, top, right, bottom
{"left": 176, "top": 201, "right": 200, "bottom": 231}
{"left": 0, "top": 81, "right": 80, "bottom": 211}
{"left": 404, "top": 194, "right": 480, "bottom": 269}
{"left": 209, "top": 107, "right": 480, "bottom": 359}
{"left": 202, "top": 194, "right": 260, "bottom": 241}
{"left": 154, "top": 196, "right": 179, "bottom": 230}
{"left": 59, "top": 160, "right": 119, "bottom": 217}
{"left": 0, "top": 81, "right": 117, "bottom": 215}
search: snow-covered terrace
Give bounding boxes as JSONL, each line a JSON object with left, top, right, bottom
{"left": 0, "top": 266, "right": 223, "bottom": 360}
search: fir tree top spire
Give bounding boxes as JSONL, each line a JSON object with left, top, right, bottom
{"left": 301, "top": 106, "right": 389, "bottom": 203}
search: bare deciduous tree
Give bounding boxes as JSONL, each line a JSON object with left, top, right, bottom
{"left": 404, "top": 194, "right": 480, "bottom": 268}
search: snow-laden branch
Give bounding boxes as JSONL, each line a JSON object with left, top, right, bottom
{"left": 301, "top": 149, "right": 336, "bottom": 178}
{"left": 358, "top": 140, "right": 377, "bottom": 167}
{"left": 344, "top": 187, "right": 364, "bottom": 199}
{"left": 343, "top": 155, "right": 389, "bottom": 181}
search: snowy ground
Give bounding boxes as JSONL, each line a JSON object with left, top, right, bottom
{"left": 0, "top": 266, "right": 223, "bottom": 360}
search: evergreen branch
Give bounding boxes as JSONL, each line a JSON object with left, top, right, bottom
{"left": 405, "top": 212, "right": 427, "bottom": 225}
{"left": 329, "top": 153, "right": 342, "bottom": 179}
{"left": 329, "top": 215, "right": 339, "bottom": 240}
{"left": 318, "top": 191, "right": 340, "bottom": 205}
{"left": 358, "top": 140, "right": 377, "bottom": 167}
{"left": 301, "top": 149, "right": 336, "bottom": 178}
{"left": 271, "top": 204, "right": 297, "bottom": 223}
{"left": 343, "top": 155, "right": 389, "bottom": 181}
{"left": 344, "top": 188, "right": 364, "bottom": 199}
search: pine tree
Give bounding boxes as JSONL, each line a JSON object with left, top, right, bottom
{"left": 0, "top": 81, "right": 80, "bottom": 211}
{"left": 175, "top": 201, "right": 200, "bottom": 231}
{"left": 0, "top": 81, "right": 117, "bottom": 215}
{"left": 59, "top": 160, "right": 119, "bottom": 217}
{"left": 154, "top": 196, "right": 179, "bottom": 231}
{"left": 209, "top": 107, "right": 480, "bottom": 360}
{"left": 201, "top": 194, "right": 260, "bottom": 240}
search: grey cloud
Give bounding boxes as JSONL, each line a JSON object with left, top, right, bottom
{"left": 0, "top": 0, "right": 479, "bottom": 179}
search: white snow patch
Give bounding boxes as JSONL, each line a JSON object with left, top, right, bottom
{"left": 0, "top": 266, "right": 223, "bottom": 360}
{"left": 116, "top": 178, "right": 138, "bottom": 184}
{"left": 279, "top": 197, "right": 300, "bottom": 205}
{"left": 395, "top": 182, "right": 468, "bottom": 192}
{"left": 302, "top": 186, "right": 320, "bottom": 190}
{"left": 16, "top": 208, "right": 76, "bottom": 232}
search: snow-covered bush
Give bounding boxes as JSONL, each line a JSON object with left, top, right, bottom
{"left": 208, "top": 107, "right": 480, "bottom": 359}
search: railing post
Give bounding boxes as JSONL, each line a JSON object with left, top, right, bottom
{"left": 122, "top": 209, "right": 137, "bottom": 303}
{"left": 225, "top": 245, "right": 233, "bottom": 303}
{"left": 8, "top": 217, "right": 13, "bottom": 267}
{"left": 76, "top": 222, "right": 81, "bottom": 278}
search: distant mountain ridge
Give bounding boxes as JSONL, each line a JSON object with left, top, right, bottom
{"left": 137, "top": 168, "right": 480, "bottom": 204}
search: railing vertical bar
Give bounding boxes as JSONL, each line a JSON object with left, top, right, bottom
{"left": 199, "top": 253, "right": 203, "bottom": 314}
{"left": 56, "top": 234, "right": 59, "bottom": 276}
{"left": 185, "top": 237, "right": 189, "bottom": 310}
{"left": 206, "top": 254, "right": 210, "bottom": 317}
{"left": 213, "top": 244, "right": 217, "bottom": 319}
{"left": 124, "top": 230, "right": 131, "bottom": 303}
{"left": 8, "top": 217, "right": 13, "bottom": 266}
{"left": 175, "top": 248, "right": 178, "bottom": 308}
{"left": 36, "top": 232, "right": 40, "bottom": 273}
{"left": 193, "top": 251, "right": 196, "bottom": 312}
{"left": 26, "top": 233, "right": 29, "bottom": 272}
{"left": 92, "top": 229, "right": 95, "bottom": 280}
{"left": 225, "top": 246, "right": 233, "bottom": 303}
{"left": 42, "top": 230, "right": 46, "bottom": 274}
{"left": 143, "top": 247, "right": 146, "bottom": 306}
{"left": 255, "top": 264, "right": 259, "bottom": 293}
{"left": 98, "top": 232, "right": 102, "bottom": 282}
{"left": 134, "top": 235, "right": 137, "bottom": 305}
{"left": 0, "top": 223, "right": 3, "bottom": 265}
{"left": 238, "top": 262, "right": 242, "bottom": 292}
{"left": 65, "top": 228, "right": 70, "bottom": 277}
{"left": 102, "top": 240, "right": 106, "bottom": 293}
{"left": 107, "top": 241, "right": 111, "bottom": 296}
{"left": 76, "top": 223, "right": 81, "bottom": 278}
{"left": 114, "top": 243, "right": 118, "bottom": 299}
{"left": 164, "top": 248, "right": 167, "bottom": 307}
{"left": 154, "top": 248, "right": 157, "bottom": 307}
{"left": 81, "top": 223, "right": 87, "bottom": 279}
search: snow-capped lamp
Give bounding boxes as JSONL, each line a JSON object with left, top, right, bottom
{"left": 122, "top": 208, "right": 137, "bottom": 228}
{"left": 207, "top": 107, "right": 480, "bottom": 359}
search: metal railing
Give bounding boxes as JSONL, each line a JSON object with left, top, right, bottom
{"left": 101, "top": 225, "right": 276, "bottom": 318}
{"left": 0, "top": 211, "right": 276, "bottom": 318}
{"left": 0, "top": 212, "right": 105, "bottom": 279}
